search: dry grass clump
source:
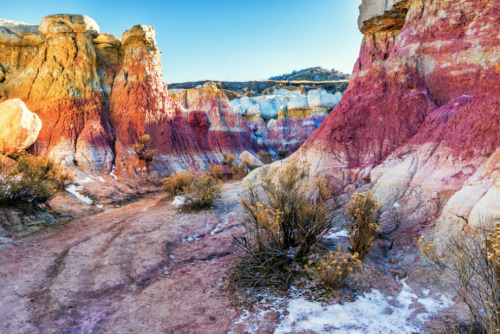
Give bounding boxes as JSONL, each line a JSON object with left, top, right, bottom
{"left": 223, "top": 152, "right": 236, "bottom": 167}
{"left": 420, "top": 220, "right": 500, "bottom": 333}
{"left": 209, "top": 164, "right": 224, "bottom": 180}
{"left": 161, "top": 170, "right": 195, "bottom": 196}
{"left": 133, "top": 134, "right": 157, "bottom": 164}
{"left": 277, "top": 148, "right": 288, "bottom": 160}
{"left": 257, "top": 151, "right": 274, "bottom": 164}
{"left": 345, "top": 189, "right": 380, "bottom": 260}
{"left": 231, "top": 161, "right": 250, "bottom": 180}
{"left": 181, "top": 174, "right": 221, "bottom": 212}
{"left": 229, "top": 159, "right": 335, "bottom": 289}
{"left": 304, "top": 245, "right": 362, "bottom": 289}
{"left": 0, "top": 153, "right": 73, "bottom": 205}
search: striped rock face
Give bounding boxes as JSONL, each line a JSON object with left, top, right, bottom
{"left": 296, "top": 0, "right": 499, "bottom": 235}
{"left": 0, "top": 15, "right": 262, "bottom": 176}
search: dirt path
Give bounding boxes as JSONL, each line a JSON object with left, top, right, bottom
{"left": 0, "top": 182, "right": 247, "bottom": 334}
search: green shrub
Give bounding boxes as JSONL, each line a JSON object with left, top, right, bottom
{"left": 345, "top": 189, "right": 380, "bottom": 260}
{"left": 181, "top": 174, "right": 221, "bottom": 212}
{"left": 0, "top": 153, "right": 73, "bottom": 205}
{"left": 230, "top": 159, "right": 334, "bottom": 288}
{"left": 161, "top": 170, "right": 195, "bottom": 197}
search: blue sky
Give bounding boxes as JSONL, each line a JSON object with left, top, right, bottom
{"left": 2, "top": 0, "right": 363, "bottom": 83}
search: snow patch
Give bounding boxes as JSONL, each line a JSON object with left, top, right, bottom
{"left": 66, "top": 184, "right": 92, "bottom": 205}
{"left": 172, "top": 196, "right": 186, "bottom": 207}
{"left": 274, "top": 279, "right": 453, "bottom": 334}
{"left": 325, "top": 229, "right": 349, "bottom": 239}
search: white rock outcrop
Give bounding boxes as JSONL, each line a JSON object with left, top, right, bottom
{"left": 0, "top": 99, "right": 42, "bottom": 154}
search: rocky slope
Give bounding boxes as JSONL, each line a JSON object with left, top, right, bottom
{"left": 170, "top": 83, "right": 345, "bottom": 153}
{"left": 294, "top": 0, "right": 499, "bottom": 238}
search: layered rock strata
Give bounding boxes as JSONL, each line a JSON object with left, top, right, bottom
{"left": 295, "top": 0, "right": 500, "bottom": 235}
{"left": 0, "top": 15, "right": 260, "bottom": 176}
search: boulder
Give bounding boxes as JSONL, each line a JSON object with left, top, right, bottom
{"left": 239, "top": 151, "right": 263, "bottom": 169}
{"left": 0, "top": 99, "right": 41, "bottom": 154}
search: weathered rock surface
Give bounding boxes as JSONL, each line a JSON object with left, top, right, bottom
{"left": 295, "top": 0, "right": 500, "bottom": 238}
{"left": 0, "top": 99, "right": 41, "bottom": 154}
{"left": 0, "top": 182, "right": 245, "bottom": 333}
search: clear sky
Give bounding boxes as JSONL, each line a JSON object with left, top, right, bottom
{"left": 2, "top": 0, "right": 363, "bottom": 83}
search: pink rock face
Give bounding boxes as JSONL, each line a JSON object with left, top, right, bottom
{"left": 298, "top": 0, "right": 500, "bottom": 233}
{"left": 0, "top": 17, "right": 262, "bottom": 176}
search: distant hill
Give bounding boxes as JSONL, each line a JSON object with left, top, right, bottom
{"left": 268, "top": 67, "right": 350, "bottom": 81}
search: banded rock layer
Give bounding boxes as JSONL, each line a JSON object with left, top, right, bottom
{"left": 0, "top": 15, "right": 256, "bottom": 176}
{"left": 296, "top": 0, "right": 500, "bottom": 235}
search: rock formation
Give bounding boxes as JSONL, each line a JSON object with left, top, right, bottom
{"left": 0, "top": 99, "right": 41, "bottom": 154}
{"left": 0, "top": 15, "right": 263, "bottom": 177}
{"left": 295, "top": 0, "right": 500, "bottom": 235}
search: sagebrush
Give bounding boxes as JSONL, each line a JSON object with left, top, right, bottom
{"left": 420, "top": 220, "right": 500, "bottom": 333}
{"left": 229, "top": 159, "right": 335, "bottom": 289}
{"left": 162, "top": 170, "right": 195, "bottom": 196}
{"left": 345, "top": 189, "right": 380, "bottom": 260}
{"left": 181, "top": 174, "right": 221, "bottom": 211}
{"left": 0, "top": 153, "right": 72, "bottom": 205}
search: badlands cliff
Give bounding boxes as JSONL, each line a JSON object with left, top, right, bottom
{"left": 0, "top": 16, "right": 348, "bottom": 177}
{"left": 0, "top": 16, "right": 261, "bottom": 176}
{"left": 292, "top": 0, "right": 499, "bottom": 237}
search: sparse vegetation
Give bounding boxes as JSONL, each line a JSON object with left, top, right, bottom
{"left": 420, "top": 220, "right": 500, "bottom": 333}
{"left": 257, "top": 151, "right": 274, "bottom": 165}
{"left": 0, "top": 153, "right": 72, "bottom": 205}
{"left": 209, "top": 164, "right": 224, "bottom": 180}
{"left": 277, "top": 148, "right": 288, "bottom": 160}
{"left": 180, "top": 174, "right": 221, "bottom": 212}
{"left": 231, "top": 161, "right": 250, "bottom": 180}
{"left": 162, "top": 170, "right": 195, "bottom": 197}
{"left": 345, "top": 189, "right": 380, "bottom": 260}
{"left": 304, "top": 246, "right": 362, "bottom": 289}
{"left": 133, "top": 134, "right": 157, "bottom": 167}
{"left": 229, "top": 159, "right": 335, "bottom": 289}
{"left": 223, "top": 152, "right": 236, "bottom": 167}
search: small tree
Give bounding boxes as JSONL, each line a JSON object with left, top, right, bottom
{"left": 257, "top": 151, "right": 274, "bottom": 165}
{"left": 133, "top": 134, "right": 157, "bottom": 170}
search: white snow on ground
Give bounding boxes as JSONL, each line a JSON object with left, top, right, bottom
{"left": 110, "top": 164, "right": 118, "bottom": 180}
{"left": 231, "top": 279, "right": 453, "bottom": 334}
{"left": 325, "top": 229, "right": 350, "bottom": 239}
{"left": 172, "top": 196, "right": 186, "bottom": 207}
{"left": 274, "top": 279, "right": 453, "bottom": 334}
{"left": 66, "top": 177, "right": 93, "bottom": 205}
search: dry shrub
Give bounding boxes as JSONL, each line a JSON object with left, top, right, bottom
{"left": 162, "top": 170, "right": 195, "bottom": 196}
{"left": 133, "top": 134, "right": 157, "bottom": 164}
{"left": 304, "top": 245, "right": 362, "bottom": 289}
{"left": 257, "top": 151, "right": 274, "bottom": 165}
{"left": 223, "top": 152, "right": 236, "bottom": 167}
{"left": 0, "top": 153, "right": 73, "bottom": 205}
{"left": 231, "top": 161, "right": 249, "bottom": 180}
{"left": 229, "top": 159, "right": 334, "bottom": 289}
{"left": 345, "top": 189, "right": 380, "bottom": 260}
{"left": 181, "top": 174, "right": 221, "bottom": 212}
{"left": 420, "top": 220, "right": 500, "bottom": 333}
{"left": 209, "top": 164, "right": 224, "bottom": 180}
{"left": 277, "top": 148, "right": 288, "bottom": 160}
